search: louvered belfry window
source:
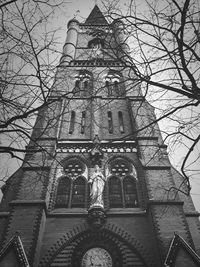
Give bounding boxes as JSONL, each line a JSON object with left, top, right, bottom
{"left": 55, "top": 159, "right": 87, "bottom": 209}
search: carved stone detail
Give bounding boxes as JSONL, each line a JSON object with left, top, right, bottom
{"left": 87, "top": 207, "right": 106, "bottom": 229}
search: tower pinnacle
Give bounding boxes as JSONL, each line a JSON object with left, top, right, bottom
{"left": 85, "top": 5, "right": 108, "bottom": 25}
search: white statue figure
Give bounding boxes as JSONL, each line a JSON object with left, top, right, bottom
{"left": 56, "top": 165, "right": 65, "bottom": 178}
{"left": 88, "top": 165, "right": 106, "bottom": 208}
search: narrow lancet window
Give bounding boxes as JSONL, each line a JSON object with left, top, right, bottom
{"left": 123, "top": 177, "right": 138, "bottom": 208}
{"left": 71, "top": 177, "right": 86, "bottom": 208}
{"left": 106, "top": 81, "right": 111, "bottom": 96}
{"left": 55, "top": 177, "right": 70, "bottom": 208}
{"left": 74, "top": 80, "right": 80, "bottom": 95}
{"left": 118, "top": 111, "right": 125, "bottom": 133}
{"left": 69, "top": 111, "right": 75, "bottom": 134}
{"left": 81, "top": 111, "right": 86, "bottom": 134}
{"left": 114, "top": 81, "right": 119, "bottom": 96}
{"left": 109, "top": 177, "right": 123, "bottom": 208}
{"left": 108, "top": 111, "right": 113, "bottom": 134}
{"left": 84, "top": 80, "right": 88, "bottom": 90}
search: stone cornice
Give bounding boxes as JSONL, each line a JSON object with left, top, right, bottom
{"left": 56, "top": 140, "right": 137, "bottom": 153}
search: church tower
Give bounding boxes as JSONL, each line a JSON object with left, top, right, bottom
{"left": 1, "top": 5, "right": 200, "bottom": 267}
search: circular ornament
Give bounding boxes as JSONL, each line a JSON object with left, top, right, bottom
{"left": 64, "top": 159, "right": 85, "bottom": 177}
{"left": 81, "top": 247, "right": 112, "bottom": 267}
{"left": 110, "top": 158, "right": 132, "bottom": 176}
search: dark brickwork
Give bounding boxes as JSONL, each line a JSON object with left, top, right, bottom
{"left": 1, "top": 5, "right": 200, "bottom": 267}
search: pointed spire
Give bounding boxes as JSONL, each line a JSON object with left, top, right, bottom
{"left": 85, "top": 5, "right": 108, "bottom": 25}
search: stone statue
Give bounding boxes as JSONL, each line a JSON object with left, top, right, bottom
{"left": 56, "top": 165, "right": 65, "bottom": 178}
{"left": 88, "top": 165, "right": 106, "bottom": 208}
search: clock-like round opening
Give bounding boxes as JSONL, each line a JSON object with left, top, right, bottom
{"left": 81, "top": 247, "right": 112, "bottom": 267}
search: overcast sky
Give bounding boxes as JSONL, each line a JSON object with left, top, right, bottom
{"left": 1, "top": 0, "right": 200, "bottom": 212}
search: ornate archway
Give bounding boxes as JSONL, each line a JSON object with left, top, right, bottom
{"left": 40, "top": 223, "right": 156, "bottom": 267}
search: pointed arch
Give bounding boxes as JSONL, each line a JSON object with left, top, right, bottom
{"left": 52, "top": 157, "right": 88, "bottom": 210}
{"left": 39, "top": 223, "right": 156, "bottom": 267}
{"left": 105, "top": 156, "right": 138, "bottom": 208}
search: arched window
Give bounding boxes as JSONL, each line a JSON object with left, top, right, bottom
{"left": 107, "top": 111, "right": 113, "bottom": 134}
{"left": 105, "top": 71, "right": 125, "bottom": 97}
{"left": 84, "top": 80, "right": 88, "bottom": 90}
{"left": 55, "top": 177, "right": 71, "bottom": 208}
{"left": 118, "top": 111, "right": 125, "bottom": 133}
{"left": 107, "top": 158, "right": 138, "bottom": 208}
{"left": 74, "top": 80, "right": 80, "bottom": 95}
{"left": 114, "top": 81, "right": 119, "bottom": 95}
{"left": 55, "top": 159, "right": 87, "bottom": 209}
{"left": 108, "top": 176, "right": 123, "bottom": 208}
{"left": 69, "top": 111, "right": 75, "bottom": 134}
{"left": 123, "top": 176, "right": 138, "bottom": 207}
{"left": 88, "top": 38, "right": 104, "bottom": 49}
{"left": 106, "top": 80, "right": 112, "bottom": 96}
{"left": 71, "top": 176, "right": 86, "bottom": 208}
{"left": 75, "top": 71, "right": 93, "bottom": 97}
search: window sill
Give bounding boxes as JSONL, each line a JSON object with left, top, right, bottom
{"left": 48, "top": 207, "right": 146, "bottom": 217}
{"left": 48, "top": 208, "right": 88, "bottom": 216}
{"left": 106, "top": 207, "right": 146, "bottom": 215}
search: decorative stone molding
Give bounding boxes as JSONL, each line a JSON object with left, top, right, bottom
{"left": 0, "top": 233, "right": 30, "bottom": 267}
{"left": 39, "top": 222, "right": 156, "bottom": 267}
{"left": 87, "top": 207, "right": 106, "bottom": 228}
{"left": 164, "top": 234, "right": 200, "bottom": 267}
{"left": 56, "top": 140, "right": 137, "bottom": 154}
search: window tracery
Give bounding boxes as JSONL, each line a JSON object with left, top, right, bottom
{"left": 107, "top": 158, "right": 138, "bottom": 208}
{"left": 55, "top": 159, "right": 87, "bottom": 209}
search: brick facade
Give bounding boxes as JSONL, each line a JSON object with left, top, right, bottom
{"left": 1, "top": 5, "right": 200, "bottom": 267}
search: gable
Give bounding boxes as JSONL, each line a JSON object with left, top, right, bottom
{"left": 164, "top": 234, "right": 200, "bottom": 267}
{"left": 174, "top": 248, "right": 200, "bottom": 267}
{"left": 0, "top": 246, "right": 21, "bottom": 267}
{"left": 0, "top": 234, "right": 30, "bottom": 267}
